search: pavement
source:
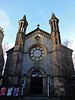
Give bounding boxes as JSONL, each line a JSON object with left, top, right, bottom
{"left": 22, "top": 96, "right": 60, "bottom": 100}
{"left": 0, "top": 96, "right": 74, "bottom": 100}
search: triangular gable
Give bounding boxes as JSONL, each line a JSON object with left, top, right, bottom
{"left": 25, "top": 28, "right": 51, "bottom": 40}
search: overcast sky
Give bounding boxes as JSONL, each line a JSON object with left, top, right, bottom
{"left": 0, "top": 0, "right": 75, "bottom": 55}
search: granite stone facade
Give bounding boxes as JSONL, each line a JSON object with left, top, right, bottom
{"left": 3, "top": 13, "right": 74, "bottom": 97}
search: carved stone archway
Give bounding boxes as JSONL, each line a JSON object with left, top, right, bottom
{"left": 25, "top": 67, "right": 47, "bottom": 95}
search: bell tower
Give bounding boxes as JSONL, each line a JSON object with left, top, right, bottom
{"left": 15, "top": 15, "right": 28, "bottom": 51}
{"left": 49, "top": 13, "right": 61, "bottom": 49}
{"left": 8, "top": 15, "right": 28, "bottom": 86}
{"left": 18, "top": 15, "right": 28, "bottom": 33}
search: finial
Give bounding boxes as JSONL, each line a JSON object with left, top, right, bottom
{"left": 51, "top": 13, "right": 57, "bottom": 19}
{"left": 37, "top": 24, "right": 40, "bottom": 28}
{"left": 20, "top": 15, "right": 27, "bottom": 21}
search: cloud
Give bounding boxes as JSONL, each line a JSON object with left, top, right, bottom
{"left": 0, "top": 9, "right": 10, "bottom": 30}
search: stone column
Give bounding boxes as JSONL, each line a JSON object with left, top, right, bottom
{"left": 21, "top": 75, "right": 26, "bottom": 95}
{"left": 23, "top": 75, "right": 26, "bottom": 88}
{"left": 52, "top": 21, "right": 55, "bottom": 31}
{"left": 47, "top": 76, "right": 50, "bottom": 97}
{"left": 18, "top": 23, "right": 21, "bottom": 32}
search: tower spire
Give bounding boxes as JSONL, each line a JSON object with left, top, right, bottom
{"left": 51, "top": 13, "right": 58, "bottom": 20}
{"left": 49, "top": 13, "right": 61, "bottom": 48}
{"left": 18, "top": 15, "right": 28, "bottom": 33}
{"left": 15, "top": 15, "right": 28, "bottom": 50}
{"left": 20, "top": 15, "right": 27, "bottom": 21}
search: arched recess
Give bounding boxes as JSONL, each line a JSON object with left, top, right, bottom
{"left": 25, "top": 67, "right": 47, "bottom": 95}
{"left": 27, "top": 66, "right": 46, "bottom": 77}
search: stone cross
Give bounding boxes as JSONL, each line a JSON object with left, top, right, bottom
{"left": 37, "top": 24, "right": 40, "bottom": 28}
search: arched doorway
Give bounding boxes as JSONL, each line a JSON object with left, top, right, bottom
{"left": 30, "top": 71, "right": 43, "bottom": 94}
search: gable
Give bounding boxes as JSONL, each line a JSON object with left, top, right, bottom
{"left": 23, "top": 29, "right": 52, "bottom": 53}
{"left": 25, "top": 28, "right": 51, "bottom": 40}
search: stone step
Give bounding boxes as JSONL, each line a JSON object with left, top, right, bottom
{"left": 0, "top": 96, "right": 60, "bottom": 100}
{"left": 22, "top": 96, "right": 60, "bottom": 100}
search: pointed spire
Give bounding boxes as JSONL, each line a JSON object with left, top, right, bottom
{"left": 51, "top": 13, "right": 56, "bottom": 19}
{"left": 18, "top": 15, "right": 28, "bottom": 33}
{"left": 51, "top": 13, "right": 58, "bottom": 20}
{"left": 20, "top": 15, "right": 27, "bottom": 21}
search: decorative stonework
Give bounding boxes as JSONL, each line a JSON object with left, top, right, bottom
{"left": 3, "top": 14, "right": 74, "bottom": 97}
{"left": 25, "top": 30, "right": 51, "bottom": 40}
{"left": 28, "top": 44, "right": 47, "bottom": 61}
{"left": 35, "top": 35, "right": 41, "bottom": 41}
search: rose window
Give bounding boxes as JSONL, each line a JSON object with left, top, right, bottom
{"left": 29, "top": 45, "right": 47, "bottom": 61}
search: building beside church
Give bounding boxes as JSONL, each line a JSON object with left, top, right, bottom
{"left": 0, "top": 27, "right": 4, "bottom": 81}
{"left": 3, "top": 13, "right": 74, "bottom": 97}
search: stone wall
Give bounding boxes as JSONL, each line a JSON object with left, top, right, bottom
{"left": 0, "top": 27, "right": 4, "bottom": 78}
{"left": 21, "top": 32, "right": 53, "bottom": 76}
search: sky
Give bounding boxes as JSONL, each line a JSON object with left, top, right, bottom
{"left": 0, "top": 0, "right": 75, "bottom": 66}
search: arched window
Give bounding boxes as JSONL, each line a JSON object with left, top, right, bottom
{"left": 31, "top": 71, "right": 42, "bottom": 77}
{"left": 54, "top": 20, "right": 56, "bottom": 31}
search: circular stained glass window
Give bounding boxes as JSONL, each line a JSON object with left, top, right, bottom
{"left": 29, "top": 44, "right": 47, "bottom": 61}
{"left": 34, "top": 50, "right": 41, "bottom": 57}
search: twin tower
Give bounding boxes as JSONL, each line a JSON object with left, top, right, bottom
{"left": 15, "top": 13, "right": 61, "bottom": 51}
{"left": 3, "top": 13, "right": 74, "bottom": 97}
{"left": 3, "top": 13, "right": 62, "bottom": 87}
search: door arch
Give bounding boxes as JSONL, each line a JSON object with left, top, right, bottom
{"left": 26, "top": 67, "right": 46, "bottom": 94}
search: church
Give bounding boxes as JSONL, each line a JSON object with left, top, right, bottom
{"left": 3, "top": 13, "right": 74, "bottom": 97}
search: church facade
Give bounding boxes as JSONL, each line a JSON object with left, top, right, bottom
{"left": 3, "top": 13, "right": 74, "bottom": 97}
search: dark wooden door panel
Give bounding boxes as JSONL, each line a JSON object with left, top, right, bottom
{"left": 30, "top": 77, "right": 42, "bottom": 94}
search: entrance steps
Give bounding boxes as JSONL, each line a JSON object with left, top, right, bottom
{"left": 22, "top": 96, "right": 60, "bottom": 100}
{"left": 0, "top": 96, "right": 60, "bottom": 100}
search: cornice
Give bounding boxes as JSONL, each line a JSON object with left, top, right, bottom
{"left": 25, "top": 28, "right": 51, "bottom": 40}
